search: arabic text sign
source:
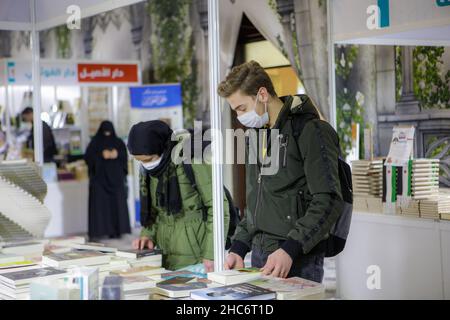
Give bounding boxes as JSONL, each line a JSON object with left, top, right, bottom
{"left": 129, "top": 84, "right": 182, "bottom": 109}
{"left": 77, "top": 63, "right": 139, "bottom": 83}
{"left": 6, "top": 60, "right": 77, "bottom": 85}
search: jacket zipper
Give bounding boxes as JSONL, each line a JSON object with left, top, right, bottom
{"left": 254, "top": 129, "right": 267, "bottom": 230}
{"left": 254, "top": 171, "right": 263, "bottom": 230}
{"left": 281, "top": 135, "right": 289, "bottom": 168}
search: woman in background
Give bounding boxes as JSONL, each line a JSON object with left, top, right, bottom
{"left": 85, "top": 121, "right": 130, "bottom": 241}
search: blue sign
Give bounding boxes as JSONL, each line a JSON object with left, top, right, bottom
{"left": 436, "top": 0, "right": 450, "bottom": 6}
{"left": 129, "top": 84, "right": 182, "bottom": 109}
{"left": 378, "top": 0, "right": 390, "bottom": 28}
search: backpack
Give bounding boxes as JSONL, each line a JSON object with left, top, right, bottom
{"left": 290, "top": 113, "right": 353, "bottom": 258}
{"left": 182, "top": 130, "right": 241, "bottom": 251}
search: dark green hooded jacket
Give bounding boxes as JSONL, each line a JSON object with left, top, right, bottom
{"left": 230, "top": 95, "right": 344, "bottom": 260}
{"left": 139, "top": 132, "right": 230, "bottom": 270}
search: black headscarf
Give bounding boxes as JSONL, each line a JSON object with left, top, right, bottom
{"left": 85, "top": 121, "right": 128, "bottom": 192}
{"left": 127, "top": 121, "right": 181, "bottom": 215}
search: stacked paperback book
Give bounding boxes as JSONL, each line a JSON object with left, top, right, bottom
{"left": 0, "top": 266, "right": 67, "bottom": 300}
{"left": 115, "top": 248, "right": 163, "bottom": 268}
{"left": 420, "top": 194, "right": 450, "bottom": 219}
{"left": 0, "top": 176, "right": 51, "bottom": 238}
{"left": 411, "top": 159, "right": 440, "bottom": 200}
{"left": 351, "top": 160, "right": 383, "bottom": 213}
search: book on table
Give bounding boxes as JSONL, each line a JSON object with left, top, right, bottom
{"left": 111, "top": 265, "right": 166, "bottom": 277}
{"left": 115, "top": 248, "right": 162, "bottom": 260}
{"left": 0, "top": 253, "right": 25, "bottom": 265}
{"left": 41, "top": 250, "right": 111, "bottom": 268}
{"left": 0, "top": 267, "right": 67, "bottom": 286}
{"left": 207, "top": 267, "right": 262, "bottom": 285}
{"left": 70, "top": 242, "right": 117, "bottom": 253}
{"left": 1, "top": 241, "right": 45, "bottom": 256}
{"left": 153, "top": 276, "right": 210, "bottom": 298}
{"left": 248, "top": 276, "right": 325, "bottom": 300}
{"left": 190, "top": 283, "right": 276, "bottom": 300}
{"left": 47, "top": 236, "right": 86, "bottom": 247}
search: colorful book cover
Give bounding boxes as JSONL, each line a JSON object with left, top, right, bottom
{"left": 191, "top": 283, "right": 275, "bottom": 300}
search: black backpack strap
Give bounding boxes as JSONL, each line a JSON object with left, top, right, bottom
{"left": 182, "top": 162, "right": 208, "bottom": 222}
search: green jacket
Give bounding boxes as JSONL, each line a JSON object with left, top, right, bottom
{"left": 139, "top": 134, "right": 230, "bottom": 271}
{"left": 230, "top": 95, "right": 344, "bottom": 260}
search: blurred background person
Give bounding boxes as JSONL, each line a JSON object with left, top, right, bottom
{"left": 21, "top": 107, "right": 57, "bottom": 163}
{"left": 84, "top": 121, "right": 130, "bottom": 241}
{"left": 0, "top": 127, "right": 7, "bottom": 160}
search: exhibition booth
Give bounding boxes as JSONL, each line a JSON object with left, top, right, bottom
{"left": 330, "top": 0, "right": 450, "bottom": 299}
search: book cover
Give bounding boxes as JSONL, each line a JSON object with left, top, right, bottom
{"left": 44, "top": 250, "right": 106, "bottom": 262}
{"left": 116, "top": 248, "right": 162, "bottom": 259}
{"left": 191, "top": 283, "right": 275, "bottom": 300}
{"left": 0, "top": 267, "right": 66, "bottom": 285}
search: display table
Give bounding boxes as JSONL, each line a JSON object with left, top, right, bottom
{"left": 44, "top": 177, "right": 135, "bottom": 238}
{"left": 336, "top": 211, "right": 450, "bottom": 299}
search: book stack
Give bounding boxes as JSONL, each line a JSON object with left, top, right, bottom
{"left": 248, "top": 276, "right": 326, "bottom": 300}
{"left": 351, "top": 160, "right": 383, "bottom": 197}
{"left": 411, "top": 159, "right": 440, "bottom": 200}
{"left": 69, "top": 242, "right": 118, "bottom": 253}
{"left": 1, "top": 241, "right": 45, "bottom": 261}
{"left": 0, "top": 266, "right": 67, "bottom": 300}
{"left": 155, "top": 270, "right": 206, "bottom": 281}
{"left": 122, "top": 275, "right": 157, "bottom": 300}
{"left": 153, "top": 276, "right": 211, "bottom": 298}
{"left": 0, "top": 212, "right": 33, "bottom": 243}
{"left": 0, "top": 177, "right": 51, "bottom": 238}
{"left": 111, "top": 265, "right": 166, "bottom": 279}
{"left": 190, "top": 283, "right": 276, "bottom": 300}
{"left": 398, "top": 200, "right": 420, "bottom": 218}
{"left": 207, "top": 267, "right": 262, "bottom": 285}
{"left": 100, "top": 275, "right": 123, "bottom": 300}
{"left": 0, "top": 160, "right": 47, "bottom": 202}
{"left": 115, "top": 249, "right": 163, "bottom": 268}
{"left": 47, "top": 236, "right": 86, "bottom": 247}
{"left": 420, "top": 194, "right": 450, "bottom": 219}
{"left": 42, "top": 250, "right": 111, "bottom": 268}
{"left": 351, "top": 160, "right": 383, "bottom": 213}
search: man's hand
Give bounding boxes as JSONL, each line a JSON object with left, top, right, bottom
{"left": 260, "top": 248, "right": 293, "bottom": 278}
{"left": 203, "top": 259, "right": 214, "bottom": 273}
{"left": 132, "top": 237, "right": 154, "bottom": 250}
{"left": 224, "top": 252, "right": 244, "bottom": 270}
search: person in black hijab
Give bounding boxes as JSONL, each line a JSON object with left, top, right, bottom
{"left": 127, "top": 120, "right": 230, "bottom": 271}
{"left": 84, "top": 121, "right": 131, "bottom": 241}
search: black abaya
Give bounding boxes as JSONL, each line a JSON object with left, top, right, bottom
{"left": 84, "top": 121, "right": 131, "bottom": 239}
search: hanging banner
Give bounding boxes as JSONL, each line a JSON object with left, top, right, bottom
{"left": 77, "top": 63, "right": 139, "bottom": 84}
{"left": 1, "top": 59, "right": 140, "bottom": 86}
{"left": 5, "top": 60, "right": 77, "bottom": 85}
{"left": 129, "top": 84, "right": 183, "bottom": 130}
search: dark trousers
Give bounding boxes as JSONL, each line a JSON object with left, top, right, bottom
{"left": 251, "top": 243, "right": 325, "bottom": 283}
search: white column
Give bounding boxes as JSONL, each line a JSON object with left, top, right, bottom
{"left": 30, "top": 0, "right": 44, "bottom": 166}
{"left": 327, "top": 0, "right": 337, "bottom": 129}
{"left": 208, "top": 0, "right": 225, "bottom": 272}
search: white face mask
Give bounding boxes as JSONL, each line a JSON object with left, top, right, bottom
{"left": 237, "top": 91, "right": 269, "bottom": 128}
{"left": 141, "top": 157, "right": 162, "bottom": 171}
